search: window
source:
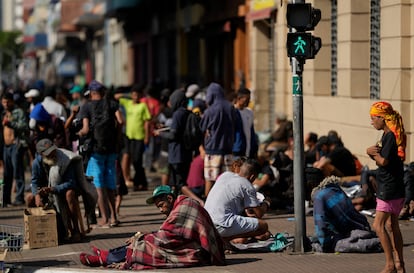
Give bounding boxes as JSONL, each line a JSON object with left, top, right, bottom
{"left": 370, "top": 0, "right": 380, "bottom": 99}
{"left": 331, "top": 0, "right": 337, "bottom": 96}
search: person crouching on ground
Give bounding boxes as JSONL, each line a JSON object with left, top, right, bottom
{"left": 26, "top": 138, "right": 97, "bottom": 243}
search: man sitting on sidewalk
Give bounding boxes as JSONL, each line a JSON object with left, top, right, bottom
{"left": 79, "top": 185, "right": 225, "bottom": 269}
{"left": 204, "top": 158, "right": 271, "bottom": 244}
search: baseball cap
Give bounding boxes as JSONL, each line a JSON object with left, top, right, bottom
{"left": 36, "top": 138, "right": 57, "bottom": 156}
{"left": 185, "top": 84, "right": 200, "bottom": 98}
{"left": 88, "top": 80, "right": 104, "bottom": 91}
{"left": 146, "top": 185, "right": 174, "bottom": 205}
{"left": 24, "top": 89, "right": 40, "bottom": 98}
{"left": 69, "top": 85, "right": 82, "bottom": 94}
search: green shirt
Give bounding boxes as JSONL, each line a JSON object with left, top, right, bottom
{"left": 119, "top": 98, "right": 151, "bottom": 140}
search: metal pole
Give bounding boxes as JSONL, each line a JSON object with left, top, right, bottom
{"left": 292, "top": 58, "right": 306, "bottom": 253}
{"left": 290, "top": 0, "right": 306, "bottom": 254}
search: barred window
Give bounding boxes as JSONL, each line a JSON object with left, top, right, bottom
{"left": 370, "top": 0, "right": 380, "bottom": 99}
{"left": 331, "top": 0, "right": 337, "bottom": 96}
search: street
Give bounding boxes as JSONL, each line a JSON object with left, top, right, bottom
{"left": 1, "top": 172, "right": 414, "bottom": 273}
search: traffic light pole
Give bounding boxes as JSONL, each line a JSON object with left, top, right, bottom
{"left": 286, "top": 0, "right": 321, "bottom": 253}
{"left": 290, "top": 0, "right": 306, "bottom": 254}
{"left": 291, "top": 57, "right": 306, "bottom": 253}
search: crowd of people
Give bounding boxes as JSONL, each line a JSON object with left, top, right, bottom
{"left": 0, "top": 80, "right": 410, "bottom": 272}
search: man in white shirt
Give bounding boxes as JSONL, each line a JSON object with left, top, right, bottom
{"left": 204, "top": 159, "right": 270, "bottom": 243}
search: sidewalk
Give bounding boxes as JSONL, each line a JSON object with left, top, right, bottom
{"left": 1, "top": 172, "right": 414, "bottom": 273}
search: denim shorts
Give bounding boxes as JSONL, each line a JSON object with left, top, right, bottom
{"left": 86, "top": 152, "right": 117, "bottom": 190}
{"left": 215, "top": 215, "right": 259, "bottom": 238}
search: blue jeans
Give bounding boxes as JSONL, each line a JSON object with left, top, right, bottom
{"left": 2, "top": 143, "right": 25, "bottom": 206}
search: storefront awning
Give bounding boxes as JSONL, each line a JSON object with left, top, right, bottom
{"left": 74, "top": 13, "right": 104, "bottom": 29}
{"left": 105, "top": 0, "right": 142, "bottom": 18}
{"left": 246, "top": 0, "right": 277, "bottom": 21}
{"left": 246, "top": 7, "right": 277, "bottom": 21}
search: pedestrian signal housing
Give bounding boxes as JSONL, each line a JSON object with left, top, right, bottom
{"left": 286, "top": 3, "right": 322, "bottom": 60}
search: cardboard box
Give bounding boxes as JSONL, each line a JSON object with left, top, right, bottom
{"left": 24, "top": 208, "right": 58, "bottom": 249}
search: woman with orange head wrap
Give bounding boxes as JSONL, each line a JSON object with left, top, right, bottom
{"left": 367, "top": 101, "right": 406, "bottom": 273}
{"left": 369, "top": 101, "right": 406, "bottom": 161}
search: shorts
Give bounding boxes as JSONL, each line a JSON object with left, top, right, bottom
{"left": 376, "top": 197, "right": 404, "bottom": 215}
{"left": 204, "top": 154, "right": 233, "bottom": 182}
{"left": 86, "top": 152, "right": 117, "bottom": 190}
{"left": 215, "top": 215, "right": 259, "bottom": 238}
{"left": 157, "top": 151, "right": 169, "bottom": 175}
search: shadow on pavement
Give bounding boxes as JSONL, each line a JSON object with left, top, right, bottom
{"left": 224, "top": 257, "right": 261, "bottom": 265}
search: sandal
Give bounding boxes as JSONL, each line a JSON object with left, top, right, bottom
{"left": 110, "top": 220, "right": 121, "bottom": 227}
{"left": 92, "top": 223, "right": 111, "bottom": 229}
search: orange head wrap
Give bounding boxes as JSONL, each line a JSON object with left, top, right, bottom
{"left": 370, "top": 101, "right": 406, "bottom": 161}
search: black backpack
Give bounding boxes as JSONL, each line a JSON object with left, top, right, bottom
{"left": 90, "top": 99, "right": 116, "bottom": 154}
{"left": 182, "top": 111, "right": 203, "bottom": 152}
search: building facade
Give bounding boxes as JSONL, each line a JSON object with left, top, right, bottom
{"left": 16, "top": 0, "right": 414, "bottom": 166}
{"left": 264, "top": 0, "right": 414, "bottom": 166}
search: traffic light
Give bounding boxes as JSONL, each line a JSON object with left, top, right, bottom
{"left": 286, "top": 3, "right": 322, "bottom": 60}
{"left": 287, "top": 32, "right": 321, "bottom": 59}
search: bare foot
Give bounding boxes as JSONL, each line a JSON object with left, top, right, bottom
{"left": 395, "top": 261, "right": 406, "bottom": 273}
{"left": 380, "top": 266, "right": 396, "bottom": 273}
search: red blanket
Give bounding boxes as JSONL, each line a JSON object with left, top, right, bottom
{"left": 122, "top": 195, "right": 225, "bottom": 270}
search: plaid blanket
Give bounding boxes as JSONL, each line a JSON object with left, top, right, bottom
{"left": 123, "top": 195, "right": 225, "bottom": 270}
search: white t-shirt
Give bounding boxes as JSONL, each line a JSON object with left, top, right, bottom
{"left": 204, "top": 171, "right": 260, "bottom": 228}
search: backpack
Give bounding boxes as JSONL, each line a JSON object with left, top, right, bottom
{"left": 90, "top": 99, "right": 116, "bottom": 154}
{"left": 182, "top": 111, "right": 203, "bottom": 151}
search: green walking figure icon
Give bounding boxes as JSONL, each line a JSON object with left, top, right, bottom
{"left": 294, "top": 36, "right": 306, "bottom": 54}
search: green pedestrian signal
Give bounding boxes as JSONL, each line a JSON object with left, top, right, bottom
{"left": 286, "top": 3, "right": 322, "bottom": 61}
{"left": 286, "top": 32, "right": 321, "bottom": 59}
{"left": 294, "top": 36, "right": 306, "bottom": 54}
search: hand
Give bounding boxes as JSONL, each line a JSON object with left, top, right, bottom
{"left": 125, "top": 231, "right": 143, "bottom": 245}
{"left": 125, "top": 236, "right": 135, "bottom": 245}
{"left": 366, "top": 145, "right": 379, "bottom": 157}
{"left": 38, "top": 187, "right": 52, "bottom": 197}
{"left": 35, "top": 194, "right": 44, "bottom": 207}
{"left": 72, "top": 105, "right": 80, "bottom": 114}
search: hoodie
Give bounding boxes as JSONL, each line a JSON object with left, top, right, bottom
{"left": 200, "top": 82, "right": 236, "bottom": 155}
{"left": 159, "top": 89, "right": 192, "bottom": 164}
{"left": 30, "top": 103, "right": 52, "bottom": 124}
